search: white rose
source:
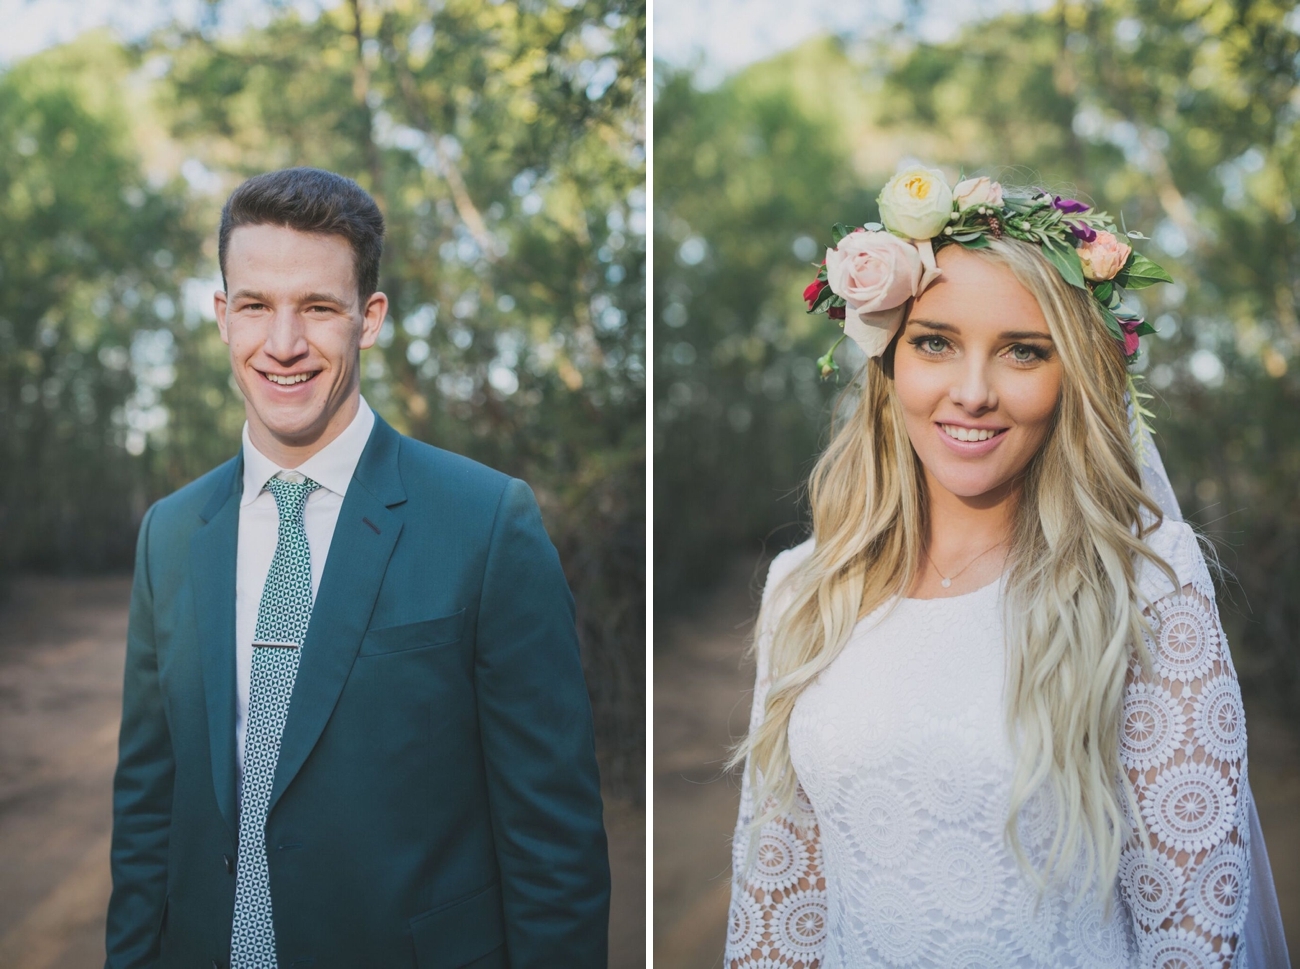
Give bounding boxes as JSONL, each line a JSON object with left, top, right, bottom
{"left": 953, "top": 176, "right": 1004, "bottom": 211}
{"left": 877, "top": 166, "right": 954, "bottom": 240}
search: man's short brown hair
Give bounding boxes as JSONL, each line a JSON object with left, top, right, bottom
{"left": 218, "top": 167, "right": 385, "bottom": 300}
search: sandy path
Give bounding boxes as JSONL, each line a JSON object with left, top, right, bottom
{"left": 653, "top": 554, "right": 1300, "bottom": 968}
{"left": 0, "top": 575, "right": 644, "bottom": 969}
{"left": 653, "top": 558, "right": 762, "bottom": 969}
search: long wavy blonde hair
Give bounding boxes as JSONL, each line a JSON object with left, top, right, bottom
{"left": 732, "top": 235, "right": 1177, "bottom": 902}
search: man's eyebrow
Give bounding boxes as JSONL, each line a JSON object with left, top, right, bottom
{"left": 300, "top": 292, "right": 350, "bottom": 307}
{"left": 229, "top": 289, "right": 350, "bottom": 307}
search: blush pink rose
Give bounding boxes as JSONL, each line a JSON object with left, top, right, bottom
{"left": 825, "top": 230, "right": 920, "bottom": 314}
{"left": 1077, "top": 230, "right": 1132, "bottom": 281}
{"left": 825, "top": 230, "right": 939, "bottom": 357}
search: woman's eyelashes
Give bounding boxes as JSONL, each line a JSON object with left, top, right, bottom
{"left": 907, "top": 333, "right": 1052, "bottom": 365}
{"left": 1004, "top": 342, "right": 1052, "bottom": 364}
{"left": 909, "top": 334, "right": 953, "bottom": 357}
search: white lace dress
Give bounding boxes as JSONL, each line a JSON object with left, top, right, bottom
{"left": 726, "top": 520, "right": 1253, "bottom": 969}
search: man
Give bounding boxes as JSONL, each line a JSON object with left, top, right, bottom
{"left": 105, "top": 168, "right": 610, "bottom": 969}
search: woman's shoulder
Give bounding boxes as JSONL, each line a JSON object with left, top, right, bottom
{"left": 1136, "top": 515, "right": 1216, "bottom": 604}
{"left": 762, "top": 537, "right": 816, "bottom": 606}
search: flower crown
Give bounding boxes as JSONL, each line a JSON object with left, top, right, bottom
{"left": 802, "top": 166, "right": 1174, "bottom": 377}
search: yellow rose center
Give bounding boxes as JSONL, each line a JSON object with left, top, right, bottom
{"left": 904, "top": 176, "right": 931, "bottom": 200}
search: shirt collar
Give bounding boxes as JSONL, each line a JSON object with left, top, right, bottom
{"left": 240, "top": 396, "right": 376, "bottom": 506}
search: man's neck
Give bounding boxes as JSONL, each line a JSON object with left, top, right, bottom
{"left": 245, "top": 393, "right": 361, "bottom": 470}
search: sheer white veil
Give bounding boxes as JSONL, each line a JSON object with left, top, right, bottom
{"left": 1135, "top": 418, "right": 1292, "bottom": 967}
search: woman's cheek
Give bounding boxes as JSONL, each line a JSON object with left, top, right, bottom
{"left": 894, "top": 357, "right": 948, "bottom": 419}
{"left": 1006, "top": 367, "right": 1063, "bottom": 428}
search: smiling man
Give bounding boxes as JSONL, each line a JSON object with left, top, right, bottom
{"left": 105, "top": 168, "right": 610, "bottom": 969}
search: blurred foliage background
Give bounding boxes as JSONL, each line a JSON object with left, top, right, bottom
{"left": 0, "top": 0, "right": 645, "bottom": 797}
{"left": 654, "top": 0, "right": 1300, "bottom": 720}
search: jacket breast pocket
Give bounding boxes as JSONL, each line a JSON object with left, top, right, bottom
{"left": 409, "top": 881, "right": 506, "bottom": 968}
{"left": 359, "top": 609, "right": 466, "bottom": 656}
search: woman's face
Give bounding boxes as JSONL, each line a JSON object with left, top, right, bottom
{"left": 892, "top": 245, "right": 1063, "bottom": 504}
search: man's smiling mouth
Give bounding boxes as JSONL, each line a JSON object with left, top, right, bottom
{"left": 260, "top": 370, "right": 320, "bottom": 386}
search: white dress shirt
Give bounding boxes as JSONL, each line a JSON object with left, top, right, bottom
{"left": 234, "top": 396, "right": 375, "bottom": 778}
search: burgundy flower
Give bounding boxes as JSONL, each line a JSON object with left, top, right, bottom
{"left": 1069, "top": 222, "right": 1097, "bottom": 243}
{"left": 1119, "top": 317, "right": 1143, "bottom": 356}
{"left": 803, "top": 278, "right": 828, "bottom": 310}
{"left": 1053, "top": 196, "right": 1090, "bottom": 214}
{"left": 828, "top": 304, "right": 846, "bottom": 320}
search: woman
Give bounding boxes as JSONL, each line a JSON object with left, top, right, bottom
{"left": 725, "top": 168, "right": 1289, "bottom": 968}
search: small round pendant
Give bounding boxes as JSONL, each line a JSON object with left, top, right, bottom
{"left": 941, "top": 578, "right": 952, "bottom": 588}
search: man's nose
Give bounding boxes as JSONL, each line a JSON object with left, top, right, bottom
{"left": 263, "top": 307, "right": 308, "bottom": 362}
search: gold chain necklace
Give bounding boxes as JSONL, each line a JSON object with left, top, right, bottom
{"left": 925, "top": 540, "right": 1007, "bottom": 589}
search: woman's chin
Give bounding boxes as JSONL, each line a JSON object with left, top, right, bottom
{"left": 925, "top": 466, "right": 1016, "bottom": 502}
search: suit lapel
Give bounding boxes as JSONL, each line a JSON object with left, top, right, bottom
{"left": 268, "top": 414, "right": 406, "bottom": 817}
{"left": 190, "top": 455, "right": 243, "bottom": 840}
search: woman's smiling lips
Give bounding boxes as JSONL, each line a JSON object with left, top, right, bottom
{"left": 934, "top": 421, "right": 1009, "bottom": 456}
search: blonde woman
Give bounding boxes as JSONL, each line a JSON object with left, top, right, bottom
{"left": 725, "top": 170, "right": 1289, "bottom": 968}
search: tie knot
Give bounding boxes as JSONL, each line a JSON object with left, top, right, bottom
{"left": 264, "top": 474, "right": 319, "bottom": 519}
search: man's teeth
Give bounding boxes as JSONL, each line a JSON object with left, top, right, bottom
{"left": 941, "top": 424, "right": 1001, "bottom": 442}
{"left": 265, "top": 372, "right": 314, "bottom": 385}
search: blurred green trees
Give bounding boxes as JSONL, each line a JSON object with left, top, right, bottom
{"left": 0, "top": 0, "right": 645, "bottom": 795}
{"left": 654, "top": 0, "right": 1300, "bottom": 716}
{"left": 0, "top": 38, "right": 201, "bottom": 570}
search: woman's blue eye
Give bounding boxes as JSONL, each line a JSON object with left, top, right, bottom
{"left": 1009, "top": 344, "right": 1044, "bottom": 362}
{"left": 914, "top": 336, "right": 947, "bottom": 354}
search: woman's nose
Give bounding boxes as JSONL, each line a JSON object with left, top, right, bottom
{"left": 949, "top": 360, "right": 997, "bottom": 412}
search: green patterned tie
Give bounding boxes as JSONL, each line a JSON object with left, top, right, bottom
{"left": 231, "top": 474, "right": 319, "bottom": 969}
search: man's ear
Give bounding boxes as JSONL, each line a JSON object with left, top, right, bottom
{"left": 359, "top": 291, "right": 389, "bottom": 350}
{"left": 214, "top": 290, "right": 230, "bottom": 345}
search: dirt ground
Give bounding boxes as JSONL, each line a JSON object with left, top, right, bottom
{"left": 653, "top": 555, "right": 1300, "bottom": 969}
{"left": 0, "top": 574, "right": 645, "bottom": 969}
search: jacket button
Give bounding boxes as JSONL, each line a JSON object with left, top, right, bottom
{"left": 223, "top": 853, "right": 234, "bottom": 874}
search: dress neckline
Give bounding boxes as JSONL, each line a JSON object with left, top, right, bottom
{"left": 902, "top": 569, "right": 1006, "bottom": 603}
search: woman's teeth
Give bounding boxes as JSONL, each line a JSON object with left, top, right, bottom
{"left": 941, "top": 424, "right": 1001, "bottom": 442}
{"left": 265, "top": 372, "right": 314, "bottom": 385}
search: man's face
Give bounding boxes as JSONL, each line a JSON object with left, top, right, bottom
{"left": 215, "top": 224, "right": 386, "bottom": 458}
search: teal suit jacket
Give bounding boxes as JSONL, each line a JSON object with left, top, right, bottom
{"left": 105, "top": 413, "right": 610, "bottom": 968}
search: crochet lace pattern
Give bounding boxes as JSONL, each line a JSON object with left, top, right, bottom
{"left": 727, "top": 521, "right": 1248, "bottom": 969}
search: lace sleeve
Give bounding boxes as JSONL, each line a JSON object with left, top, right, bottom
{"left": 1118, "top": 526, "right": 1250, "bottom": 969}
{"left": 725, "top": 544, "right": 828, "bottom": 968}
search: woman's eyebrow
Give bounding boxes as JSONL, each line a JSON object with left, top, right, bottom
{"left": 909, "top": 319, "right": 1053, "bottom": 341}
